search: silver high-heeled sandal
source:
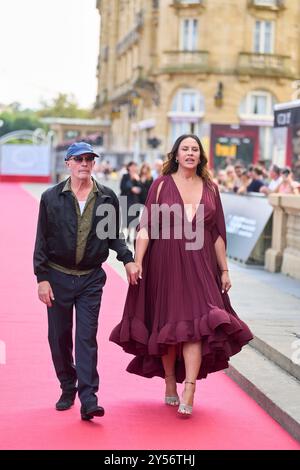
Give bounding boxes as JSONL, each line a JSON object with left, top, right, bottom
{"left": 164, "top": 375, "right": 179, "bottom": 406}
{"left": 178, "top": 381, "right": 195, "bottom": 416}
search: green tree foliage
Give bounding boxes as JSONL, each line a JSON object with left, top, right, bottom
{"left": 0, "top": 105, "right": 45, "bottom": 137}
{"left": 37, "top": 93, "right": 92, "bottom": 118}
{"left": 0, "top": 93, "right": 93, "bottom": 138}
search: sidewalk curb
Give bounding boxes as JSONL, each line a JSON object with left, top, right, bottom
{"left": 251, "top": 335, "right": 300, "bottom": 381}
{"left": 225, "top": 364, "right": 300, "bottom": 443}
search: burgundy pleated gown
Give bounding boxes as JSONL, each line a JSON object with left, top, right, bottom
{"left": 110, "top": 174, "right": 253, "bottom": 383}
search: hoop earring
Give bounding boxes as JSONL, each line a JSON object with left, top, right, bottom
{"left": 175, "top": 159, "right": 178, "bottom": 163}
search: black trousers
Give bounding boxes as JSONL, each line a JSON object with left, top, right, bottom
{"left": 47, "top": 267, "right": 106, "bottom": 406}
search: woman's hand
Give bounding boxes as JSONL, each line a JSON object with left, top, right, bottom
{"left": 125, "top": 262, "right": 140, "bottom": 285}
{"left": 134, "top": 261, "right": 143, "bottom": 281}
{"left": 221, "top": 271, "right": 231, "bottom": 294}
{"left": 131, "top": 186, "right": 141, "bottom": 194}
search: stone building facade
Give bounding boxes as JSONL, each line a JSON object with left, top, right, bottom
{"left": 95, "top": 0, "right": 300, "bottom": 166}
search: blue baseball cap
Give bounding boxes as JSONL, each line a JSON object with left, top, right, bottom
{"left": 65, "top": 141, "right": 100, "bottom": 161}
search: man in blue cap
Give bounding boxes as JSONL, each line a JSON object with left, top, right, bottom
{"left": 34, "top": 141, "right": 139, "bottom": 420}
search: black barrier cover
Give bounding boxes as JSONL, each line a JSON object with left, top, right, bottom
{"left": 221, "top": 193, "right": 273, "bottom": 263}
{"left": 274, "top": 106, "right": 300, "bottom": 128}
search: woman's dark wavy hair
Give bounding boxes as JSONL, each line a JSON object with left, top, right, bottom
{"left": 162, "top": 134, "right": 213, "bottom": 185}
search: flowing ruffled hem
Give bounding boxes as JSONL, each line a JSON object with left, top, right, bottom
{"left": 109, "top": 306, "right": 253, "bottom": 383}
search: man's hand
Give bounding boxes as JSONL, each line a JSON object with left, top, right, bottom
{"left": 38, "top": 281, "right": 55, "bottom": 307}
{"left": 125, "top": 262, "right": 142, "bottom": 285}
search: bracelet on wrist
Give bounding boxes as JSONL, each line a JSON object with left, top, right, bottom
{"left": 221, "top": 269, "right": 229, "bottom": 272}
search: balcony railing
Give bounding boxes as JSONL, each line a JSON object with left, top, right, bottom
{"left": 160, "top": 50, "right": 209, "bottom": 74}
{"left": 238, "top": 52, "right": 292, "bottom": 78}
{"left": 116, "top": 10, "right": 144, "bottom": 57}
{"left": 110, "top": 67, "right": 144, "bottom": 103}
{"left": 248, "top": 0, "right": 285, "bottom": 10}
{"left": 173, "top": 0, "right": 204, "bottom": 6}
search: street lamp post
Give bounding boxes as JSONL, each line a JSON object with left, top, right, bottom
{"left": 133, "top": 126, "right": 140, "bottom": 164}
{"left": 130, "top": 91, "right": 141, "bottom": 164}
{"left": 147, "top": 137, "right": 161, "bottom": 166}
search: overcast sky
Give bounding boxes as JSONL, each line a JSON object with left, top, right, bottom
{"left": 0, "top": 0, "right": 100, "bottom": 109}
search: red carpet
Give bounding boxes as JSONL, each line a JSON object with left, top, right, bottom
{"left": 0, "top": 182, "right": 299, "bottom": 450}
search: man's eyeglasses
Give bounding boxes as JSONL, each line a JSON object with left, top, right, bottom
{"left": 69, "top": 155, "right": 95, "bottom": 163}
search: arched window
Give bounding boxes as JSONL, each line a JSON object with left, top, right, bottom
{"left": 168, "top": 89, "right": 205, "bottom": 144}
{"left": 239, "top": 90, "right": 276, "bottom": 161}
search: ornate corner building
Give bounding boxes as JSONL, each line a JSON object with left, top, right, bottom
{"left": 95, "top": 0, "right": 300, "bottom": 169}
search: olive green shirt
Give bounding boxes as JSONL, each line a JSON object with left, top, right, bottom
{"left": 48, "top": 177, "right": 98, "bottom": 275}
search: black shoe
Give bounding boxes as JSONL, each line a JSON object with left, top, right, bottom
{"left": 55, "top": 390, "right": 77, "bottom": 411}
{"left": 80, "top": 404, "right": 105, "bottom": 421}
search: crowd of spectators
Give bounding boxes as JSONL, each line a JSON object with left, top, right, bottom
{"left": 212, "top": 161, "right": 300, "bottom": 196}
{"left": 94, "top": 157, "right": 300, "bottom": 197}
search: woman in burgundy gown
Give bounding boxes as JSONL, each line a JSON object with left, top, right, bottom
{"left": 110, "top": 134, "right": 253, "bottom": 416}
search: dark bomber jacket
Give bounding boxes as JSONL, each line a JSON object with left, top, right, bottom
{"left": 33, "top": 179, "right": 134, "bottom": 282}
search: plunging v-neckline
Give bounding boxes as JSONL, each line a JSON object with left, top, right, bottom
{"left": 170, "top": 174, "right": 204, "bottom": 223}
